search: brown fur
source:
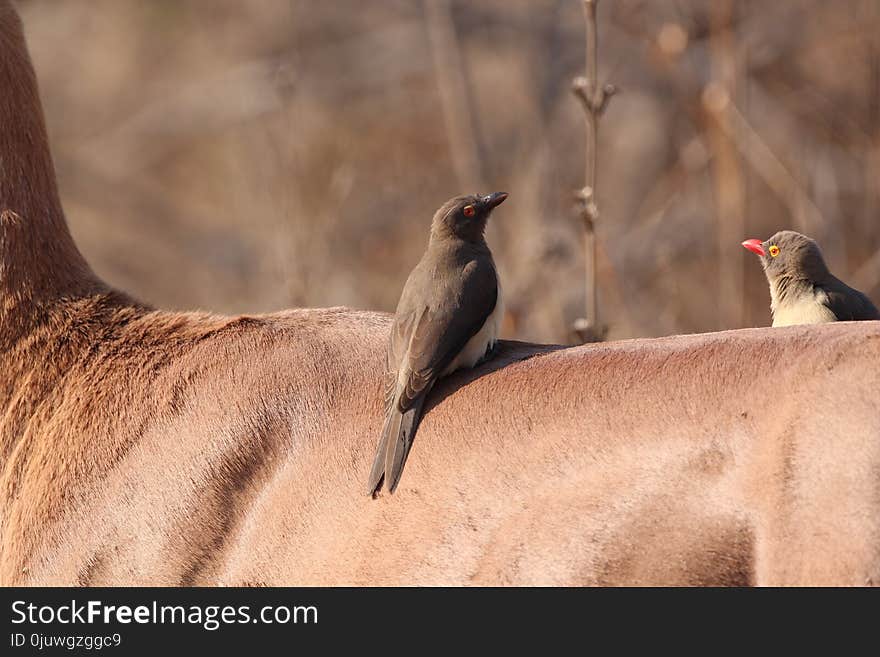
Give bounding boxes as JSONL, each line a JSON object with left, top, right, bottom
{"left": 2, "top": 2, "right": 879, "bottom": 586}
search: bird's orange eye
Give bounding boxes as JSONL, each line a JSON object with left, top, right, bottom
{"left": 463, "top": 205, "right": 475, "bottom": 217}
{"left": 769, "top": 245, "right": 780, "bottom": 257}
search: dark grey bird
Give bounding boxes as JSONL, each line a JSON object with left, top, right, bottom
{"left": 742, "top": 230, "right": 879, "bottom": 327}
{"left": 367, "top": 192, "right": 508, "bottom": 496}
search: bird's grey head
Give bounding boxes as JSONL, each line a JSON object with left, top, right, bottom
{"left": 742, "top": 230, "right": 830, "bottom": 283}
{"left": 430, "top": 192, "right": 508, "bottom": 243}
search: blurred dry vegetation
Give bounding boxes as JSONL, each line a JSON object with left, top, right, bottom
{"left": 18, "top": 0, "right": 880, "bottom": 343}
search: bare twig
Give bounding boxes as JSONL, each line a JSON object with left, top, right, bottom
{"left": 720, "top": 100, "right": 826, "bottom": 235}
{"left": 423, "top": 0, "right": 485, "bottom": 191}
{"left": 572, "top": 0, "right": 616, "bottom": 343}
{"left": 851, "top": 246, "right": 880, "bottom": 293}
{"left": 76, "top": 58, "right": 297, "bottom": 181}
{"left": 703, "top": 0, "right": 747, "bottom": 330}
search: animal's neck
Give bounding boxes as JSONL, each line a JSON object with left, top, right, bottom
{"left": 429, "top": 217, "right": 490, "bottom": 246}
{"left": 0, "top": 3, "right": 102, "bottom": 328}
{"left": 428, "top": 230, "right": 489, "bottom": 255}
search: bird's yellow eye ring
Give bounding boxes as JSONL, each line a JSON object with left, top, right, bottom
{"left": 463, "top": 205, "right": 475, "bottom": 217}
{"left": 769, "top": 245, "right": 780, "bottom": 257}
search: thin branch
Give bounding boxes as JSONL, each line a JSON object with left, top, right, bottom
{"left": 75, "top": 58, "right": 296, "bottom": 181}
{"left": 851, "top": 246, "right": 880, "bottom": 293}
{"left": 705, "top": 0, "right": 747, "bottom": 330}
{"left": 572, "top": 0, "right": 616, "bottom": 343}
{"left": 721, "top": 99, "right": 826, "bottom": 233}
{"left": 423, "top": 0, "right": 486, "bottom": 191}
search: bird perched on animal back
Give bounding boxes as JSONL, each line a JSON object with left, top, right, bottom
{"left": 367, "top": 192, "right": 508, "bottom": 496}
{"left": 742, "top": 230, "right": 879, "bottom": 327}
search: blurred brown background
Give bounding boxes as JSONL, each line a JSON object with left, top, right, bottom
{"left": 18, "top": 0, "right": 880, "bottom": 343}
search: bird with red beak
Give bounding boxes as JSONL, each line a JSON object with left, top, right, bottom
{"left": 742, "top": 230, "right": 879, "bottom": 326}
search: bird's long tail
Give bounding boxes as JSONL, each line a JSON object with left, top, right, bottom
{"left": 367, "top": 396, "right": 427, "bottom": 496}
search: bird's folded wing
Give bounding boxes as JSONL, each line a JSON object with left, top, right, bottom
{"left": 821, "top": 279, "right": 880, "bottom": 321}
{"left": 396, "top": 260, "right": 498, "bottom": 411}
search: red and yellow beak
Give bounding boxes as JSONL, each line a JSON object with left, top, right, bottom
{"left": 741, "top": 239, "right": 765, "bottom": 257}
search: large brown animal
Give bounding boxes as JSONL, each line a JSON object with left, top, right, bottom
{"left": 2, "top": 1, "right": 879, "bottom": 586}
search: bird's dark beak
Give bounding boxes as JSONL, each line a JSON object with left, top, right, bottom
{"left": 481, "top": 192, "right": 508, "bottom": 210}
{"left": 741, "top": 238, "right": 765, "bottom": 257}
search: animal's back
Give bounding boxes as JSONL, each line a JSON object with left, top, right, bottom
{"left": 10, "top": 313, "right": 878, "bottom": 586}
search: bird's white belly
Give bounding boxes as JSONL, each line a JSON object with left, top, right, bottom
{"left": 442, "top": 283, "right": 503, "bottom": 376}
{"left": 771, "top": 297, "right": 836, "bottom": 327}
